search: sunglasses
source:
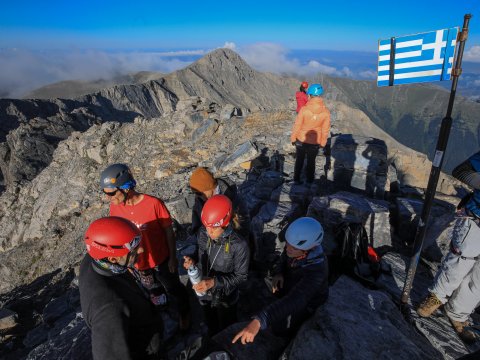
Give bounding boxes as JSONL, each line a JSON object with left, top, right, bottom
{"left": 124, "top": 235, "right": 142, "bottom": 251}
{"left": 103, "top": 189, "right": 119, "bottom": 196}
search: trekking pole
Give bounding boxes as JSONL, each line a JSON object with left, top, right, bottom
{"left": 400, "top": 14, "right": 472, "bottom": 310}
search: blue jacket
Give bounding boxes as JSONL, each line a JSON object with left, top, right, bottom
{"left": 452, "top": 151, "right": 480, "bottom": 218}
{"left": 255, "top": 245, "right": 329, "bottom": 330}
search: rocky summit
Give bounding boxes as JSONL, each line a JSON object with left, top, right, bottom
{"left": 0, "top": 48, "right": 478, "bottom": 359}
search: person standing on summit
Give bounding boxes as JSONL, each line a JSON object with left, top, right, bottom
{"left": 417, "top": 151, "right": 480, "bottom": 343}
{"left": 100, "top": 163, "right": 190, "bottom": 328}
{"left": 295, "top": 81, "right": 309, "bottom": 113}
{"left": 291, "top": 83, "right": 331, "bottom": 185}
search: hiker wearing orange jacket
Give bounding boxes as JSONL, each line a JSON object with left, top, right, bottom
{"left": 291, "top": 83, "right": 330, "bottom": 184}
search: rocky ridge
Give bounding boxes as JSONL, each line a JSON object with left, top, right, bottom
{"left": 0, "top": 49, "right": 477, "bottom": 359}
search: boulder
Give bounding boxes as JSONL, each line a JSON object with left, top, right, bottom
{"left": 393, "top": 197, "right": 456, "bottom": 247}
{"left": 191, "top": 119, "right": 219, "bottom": 143}
{"left": 220, "top": 104, "right": 242, "bottom": 121}
{"left": 285, "top": 276, "right": 441, "bottom": 360}
{"left": 215, "top": 141, "right": 258, "bottom": 173}
{"left": 307, "top": 191, "right": 391, "bottom": 248}
{"left": 327, "top": 134, "right": 388, "bottom": 198}
{"left": 213, "top": 322, "right": 289, "bottom": 360}
{"left": 377, "top": 252, "right": 474, "bottom": 359}
{"left": 250, "top": 201, "right": 301, "bottom": 260}
{"left": 0, "top": 308, "right": 17, "bottom": 331}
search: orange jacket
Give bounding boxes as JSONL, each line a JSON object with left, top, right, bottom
{"left": 291, "top": 97, "right": 330, "bottom": 147}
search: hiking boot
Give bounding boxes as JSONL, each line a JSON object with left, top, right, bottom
{"left": 448, "top": 318, "right": 480, "bottom": 344}
{"left": 417, "top": 293, "right": 442, "bottom": 317}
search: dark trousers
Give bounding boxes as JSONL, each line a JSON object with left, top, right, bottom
{"left": 203, "top": 302, "right": 237, "bottom": 336}
{"left": 139, "top": 259, "right": 190, "bottom": 315}
{"left": 294, "top": 141, "right": 320, "bottom": 183}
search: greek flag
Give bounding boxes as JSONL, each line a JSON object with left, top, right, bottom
{"left": 377, "top": 27, "right": 458, "bottom": 87}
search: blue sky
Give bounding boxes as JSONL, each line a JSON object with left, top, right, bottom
{"left": 1, "top": 1, "right": 479, "bottom": 98}
{"left": 2, "top": 0, "right": 478, "bottom": 51}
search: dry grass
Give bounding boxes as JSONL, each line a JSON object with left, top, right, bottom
{"left": 244, "top": 110, "right": 293, "bottom": 127}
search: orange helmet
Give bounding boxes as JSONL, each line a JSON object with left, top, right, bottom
{"left": 301, "top": 81, "right": 309, "bottom": 89}
{"left": 201, "top": 195, "right": 232, "bottom": 228}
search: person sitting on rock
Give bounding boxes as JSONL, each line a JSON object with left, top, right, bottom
{"left": 291, "top": 83, "right": 331, "bottom": 185}
{"left": 79, "top": 216, "right": 165, "bottom": 360}
{"left": 189, "top": 167, "right": 249, "bottom": 238}
{"left": 232, "top": 217, "right": 329, "bottom": 345}
{"left": 100, "top": 163, "right": 189, "bottom": 328}
{"left": 295, "top": 81, "right": 309, "bottom": 113}
{"left": 183, "top": 194, "right": 250, "bottom": 336}
{"left": 417, "top": 151, "right": 480, "bottom": 343}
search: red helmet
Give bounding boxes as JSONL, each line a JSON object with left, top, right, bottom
{"left": 201, "top": 194, "right": 232, "bottom": 228}
{"left": 301, "top": 81, "right": 309, "bottom": 89}
{"left": 84, "top": 217, "right": 141, "bottom": 259}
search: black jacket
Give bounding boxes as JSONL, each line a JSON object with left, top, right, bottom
{"left": 79, "top": 255, "right": 163, "bottom": 360}
{"left": 256, "top": 247, "right": 329, "bottom": 330}
{"left": 190, "top": 178, "right": 250, "bottom": 238}
{"left": 197, "top": 227, "right": 250, "bottom": 305}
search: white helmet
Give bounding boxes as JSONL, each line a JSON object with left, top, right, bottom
{"left": 285, "top": 217, "right": 324, "bottom": 250}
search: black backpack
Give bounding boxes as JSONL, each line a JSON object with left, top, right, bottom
{"left": 336, "top": 222, "right": 370, "bottom": 263}
{"left": 329, "top": 222, "right": 384, "bottom": 287}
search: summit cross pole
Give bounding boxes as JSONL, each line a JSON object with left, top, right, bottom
{"left": 400, "top": 14, "right": 472, "bottom": 308}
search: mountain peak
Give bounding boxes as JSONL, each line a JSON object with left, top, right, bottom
{"left": 188, "top": 48, "right": 253, "bottom": 74}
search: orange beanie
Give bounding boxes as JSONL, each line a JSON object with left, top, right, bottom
{"left": 190, "top": 167, "right": 216, "bottom": 192}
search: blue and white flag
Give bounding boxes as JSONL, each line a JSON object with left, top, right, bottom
{"left": 377, "top": 27, "right": 458, "bottom": 87}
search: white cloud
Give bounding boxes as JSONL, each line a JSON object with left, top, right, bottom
{"left": 234, "top": 42, "right": 344, "bottom": 78}
{"left": 222, "top": 42, "right": 236, "bottom": 50}
{"left": 359, "top": 70, "right": 377, "bottom": 79}
{"left": 464, "top": 45, "right": 480, "bottom": 62}
{"left": 0, "top": 42, "right": 368, "bottom": 98}
{"left": 306, "top": 60, "right": 337, "bottom": 74}
{"left": 474, "top": 79, "right": 480, "bottom": 86}
{"left": 0, "top": 49, "right": 194, "bottom": 98}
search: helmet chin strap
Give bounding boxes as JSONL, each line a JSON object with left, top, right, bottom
{"left": 94, "top": 251, "right": 137, "bottom": 274}
{"left": 120, "top": 188, "right": 129, "bottom": 205}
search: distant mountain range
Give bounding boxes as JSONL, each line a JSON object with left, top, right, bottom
{"left": 5, "top": 49, "right": 479, "bottom": 174}
{"left": 315, "top": 75, "right": 480, "bottom": 173}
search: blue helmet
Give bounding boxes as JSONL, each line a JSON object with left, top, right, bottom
{"left": 285, "top": 217, "right": 324, "bottom": 250}
{"left": 306, "top": 84, "right": 324, "bottom": 97}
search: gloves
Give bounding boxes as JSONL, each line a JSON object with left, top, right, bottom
{"left": 291, "top": 142, "right": 295, "bottom": 146}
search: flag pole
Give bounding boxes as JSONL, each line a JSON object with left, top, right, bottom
{"left": 400, "top": 13, "right": 472, "bottom": 308}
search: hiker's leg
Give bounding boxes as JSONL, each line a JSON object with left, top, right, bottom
{"left": 294, "top": 143, "right": 306, "bottom": 182}
{"left": 305, "top": 144, "right": 319, "bottom": 183}
{"left": 445, "top": 258, "right": 480, "bottom": 322}
{"left": 430, "top": 217, "right": 480, "bottom": 302}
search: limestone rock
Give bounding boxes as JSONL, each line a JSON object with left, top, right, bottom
{"left": 0, "top": 308, "right": 17, "bottom": 331}
{"left": 285, "top": 276, "right": 442, "bottom": 360}
{"left": 215, "top": 141, "right": 258, "bottom": 173}
{"left": 327, "top": 134, "right": 388, "bottom": 198}
{"left": 307, "top": 191, "right": 391, "bottom": 248}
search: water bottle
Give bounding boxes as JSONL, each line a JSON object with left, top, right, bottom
{"left": 188, "top": 264, "right": 206, "bottom": 296}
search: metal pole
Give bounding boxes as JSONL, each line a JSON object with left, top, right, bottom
{"left": 400, "top": 14, "right": 472, "bottom": 306}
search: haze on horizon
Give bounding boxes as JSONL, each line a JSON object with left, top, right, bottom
{"left": 1, "top": 0, "right": 479, "bottom": 98}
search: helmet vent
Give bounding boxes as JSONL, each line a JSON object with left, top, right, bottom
{"left": 297, "top": 240, "right": 306, "bottom": 246}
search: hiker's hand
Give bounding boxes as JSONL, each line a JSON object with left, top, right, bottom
{"left": 291, "top": 142, "right": 295, "bottom": 146}
{"left": 193, "top": 278, "right": 214, "bottom": 293}
{"left": 232, "top": 319, "right": 261, "bottom": 345}
{"left": 272, "top": 274, "right": 284, "bottom": 293}
{"left": 183, "top": 256, "right": 194, "bottom": 270}
{"left": 168, "top": 256, "right": 178, "bottom": 273}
